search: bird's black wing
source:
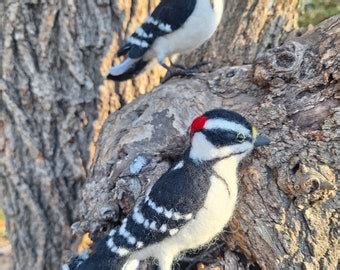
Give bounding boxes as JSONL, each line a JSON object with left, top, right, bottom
{"left": 69, "top": 160, "right": 212, "bottom": 270}
{"left": 106, "top": 160, "right": 211, "bottom": 251}
{"left": 120, "top": 0, "right": 197, "bottom": 59}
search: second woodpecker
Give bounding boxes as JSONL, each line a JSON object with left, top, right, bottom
{"left": 107, "top": 0, "right": 225, "bottom": 81}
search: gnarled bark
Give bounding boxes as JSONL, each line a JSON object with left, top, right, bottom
{"left": 1, "top": 0, "right": 334, "bottom": 269}
{"left": 79, "top": 16, "right": 339, "bottom": 269}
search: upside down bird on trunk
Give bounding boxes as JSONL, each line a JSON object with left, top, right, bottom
{"left": 64, "top": 109, "right": 270, "bottom": 270}
{"left": 107, "top": 0, "right": 225, "bottom": 81}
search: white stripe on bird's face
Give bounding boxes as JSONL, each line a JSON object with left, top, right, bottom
{"left": 204, "top": 119, "right": 251, "bottom": 137}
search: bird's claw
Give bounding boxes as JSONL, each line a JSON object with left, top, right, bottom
{"left": 161, "top": 67, "right": 196, "bottom": 84}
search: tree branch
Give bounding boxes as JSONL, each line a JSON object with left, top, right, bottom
{"left": 77, "top": 16, "right": 339, "bottom": 269}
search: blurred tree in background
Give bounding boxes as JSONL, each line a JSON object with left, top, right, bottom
{"left": 0, "top": 210, "right": 6, "bottom": 239}
{"left": 298, "top": 0, "right": 340, "bottom": 26}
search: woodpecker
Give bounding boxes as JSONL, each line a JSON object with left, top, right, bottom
{"left": 107, "top": 0, "right": 225, "bottom": 81}
{"left": 64, "top": 109, "right": 270, "bottom": 270}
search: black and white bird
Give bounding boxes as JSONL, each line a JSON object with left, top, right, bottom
{"left": 107, "top": 0, "right": 225, "bottom": 81}
{"left": 64, "top": 109, "right": 270, "bottom": 270}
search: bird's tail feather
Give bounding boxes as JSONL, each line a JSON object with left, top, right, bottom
{"left": 107, "top": 57, "right": 149, "bottom": 81}
{"left": 63, "top": 238, "right": 128, "bottom": 270}
{"left": 116, "top": 44, "right": 131, "bottom": 57}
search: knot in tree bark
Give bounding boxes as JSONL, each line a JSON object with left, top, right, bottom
{"left": 252, "top": 42, "right": 306, "bottom": 87}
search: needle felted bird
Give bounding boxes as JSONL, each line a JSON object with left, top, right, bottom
{"left": 107, "top": 0, "right": 225, "bottom": 81}
{"left": 63, "top": 109, "right": 270, "bottom": 270}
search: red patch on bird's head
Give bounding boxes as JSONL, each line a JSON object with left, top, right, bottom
{"left": 190, "top": 115, "right": 207, "bottom": 136}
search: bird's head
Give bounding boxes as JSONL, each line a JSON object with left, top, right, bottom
{"left": 189, "top": 109, "right": 270, "bottom": 162}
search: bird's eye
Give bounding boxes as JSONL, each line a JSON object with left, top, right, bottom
{"left": 236, "top": 133, "right": 245, "bottom": 142}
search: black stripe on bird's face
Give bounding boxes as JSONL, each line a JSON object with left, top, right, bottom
{"left": 201, "top": 129, "right": 252, "bottom": 147}
{"left": 203, "top": 109, "right": 253, "bottom": 133}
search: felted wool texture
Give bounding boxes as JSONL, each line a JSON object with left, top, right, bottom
{"left": 66, "top": 108, "right": 258, "bottom": 270}
{"left": 107, "top": 154, "right": 214, "bottom": 251}
{"left": 68, "top": 153, "right": 239, "bottom": 270}
{"left": 127, "top": 0, "right": 197, "bottom": 59}
{"left": 147, "top": 0, "right": 223, "bottom": 61}
{"left": 126, "top": 156, "right": 239, "bottom": 270}
{"left": 108, "top": 0, "right": 197, "bottom": 81}
{"left": 203, "top": 109, "right": 253, "bottom": 132}
{"left": 66, "top": 237, "right": 128, "bottom": 270}
{"left": 108, "top": 0, "right": 225, "bottom": 81}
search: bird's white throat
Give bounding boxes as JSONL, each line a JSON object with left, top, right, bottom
{"left": 212, "top": 156, "right": 240, "bottom": 199}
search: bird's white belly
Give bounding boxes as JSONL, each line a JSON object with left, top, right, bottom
{"left": 130, "top": 173, "right": 238, "bottom": 263}
{"left": 148, "top": 0, "right": 224, "bottom": 61}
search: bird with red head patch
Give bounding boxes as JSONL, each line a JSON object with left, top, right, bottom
{"left": 63, "top": 109, "right": 270, "bottom": 270}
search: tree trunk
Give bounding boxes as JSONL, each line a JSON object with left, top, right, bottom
{"left": 1, "top": 1, "right": 161, "bottom": 269}
{"left": 79, "top": 16, "right": 339, "bottom": 269}
{"left": 0, "top": 1, "right": 333, "bottom": 270}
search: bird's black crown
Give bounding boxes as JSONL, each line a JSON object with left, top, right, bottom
{"left": 203, "top": 109, "right": 252, "bottom": 131}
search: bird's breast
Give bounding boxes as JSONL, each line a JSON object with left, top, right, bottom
{"left": 154, "top": 170, "right": 238, "bottom": 253}
{"left": 149, "top": 0, "right": 223, "bottom": 61}
{"left": 128, "top": 160, "right": 239, "bottom": 263}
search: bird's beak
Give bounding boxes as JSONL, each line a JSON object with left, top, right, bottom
{"left": 254, "top": 134, "right": 271, "bottom": 147}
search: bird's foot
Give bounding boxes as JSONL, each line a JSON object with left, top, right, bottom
{"left": 161, "top": 65, "right": 195, "bottom": 84}
{"left": 160, "top": 62, "right": 209, "bottom": 84}
{"left": 179, "top": 61, "right": 210, "bottom": 71}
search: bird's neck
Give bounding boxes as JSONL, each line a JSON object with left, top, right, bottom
{"left": 212, "top": 156, "right": 240, "bottom": 180}
{"left": 186, "top": 146, "right": 241, "bottom": 184}
{"left": 211, "top": 156, "right": 240, "bottom": 200}
{"left": 186, "top": 148, "right": 241, "bottom": 199}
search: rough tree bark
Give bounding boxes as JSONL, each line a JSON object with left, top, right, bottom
{"left": 78, "top": 16, "right": 339, "bottom": 269}
{"left": 1, "top": 1, "right": 162, "bottom": 270}
{"left": 0, "top": 1, "right": 332, "bottom": 270}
